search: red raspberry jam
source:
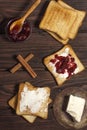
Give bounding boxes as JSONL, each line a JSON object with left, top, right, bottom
{"left": 6, "top": 18, "right": 31, "bottom": 42}
{"left": 50, "top": 54, "right": 77, "bottom": 78}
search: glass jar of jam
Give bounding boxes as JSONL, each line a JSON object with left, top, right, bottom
{"left": 6, "top": 18, "right": 32, "bottom": 42}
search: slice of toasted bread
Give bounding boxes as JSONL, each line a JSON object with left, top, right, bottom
{"left": 58, "top": 0, "right": 86, "bottom": 39}
{"left": 8, "top": 95, "right": 36, "bottom": 123}
{"left": 16, "top": 82, "right": 51, "bottom": 119}
{"left": 39, "top": 0, "right": 77, "bottom": 40}
{"left": 44, "top": 44, "right": 85, "bottom": 86}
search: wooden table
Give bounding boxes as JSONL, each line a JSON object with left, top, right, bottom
{"left": 0, "top": 0, "right": 87, "bottom": 130}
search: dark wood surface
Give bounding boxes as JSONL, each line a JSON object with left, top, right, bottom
{"left": 0, "top": 0, "right": 87, "bottom": 130}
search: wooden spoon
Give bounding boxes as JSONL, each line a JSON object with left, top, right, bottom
{"left": 10, "top": 0, "right": 41, "bottom": 33}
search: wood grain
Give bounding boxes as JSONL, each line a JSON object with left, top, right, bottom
{"left": 0, "top": 0, "right": 87, "bottom": 130}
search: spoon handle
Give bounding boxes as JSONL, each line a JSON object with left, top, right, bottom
{"left": 22, "top": 0, "right": 41, "bottom": 21}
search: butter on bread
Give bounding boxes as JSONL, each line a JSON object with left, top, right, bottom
{"left": 58, "top": 0, "right": 86, "bottom": 39}
{"left": 39, "top": 0, "right": 86, "bottom": 44}
{"left": 44, "top": 44, "right": 85, "bottom": 86}
{"left": 8, "top": 95, "right": 37, "bottom": 123}
{"left": 16, "top": 82, "right": 52, "bottom": 119}
{"left": 39, "top": 0, "right": 77, "bottom": 40}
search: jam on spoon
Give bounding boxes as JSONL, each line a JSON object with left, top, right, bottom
{"left": 6, "top": 0, "right": 41, "bottom": 42}
{"left": 9, "top": 0, "right": 41, "bottom": 33}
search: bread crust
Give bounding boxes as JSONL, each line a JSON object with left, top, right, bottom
{"left": 47, "top": 31, "right": 69, "bottom": 45}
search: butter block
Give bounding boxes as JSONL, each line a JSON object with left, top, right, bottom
{"left": 66, "top": 95, "right": 85, "bottom": 122}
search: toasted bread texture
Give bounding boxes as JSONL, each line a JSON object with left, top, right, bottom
{"left": 8, "top": 95, "right": 36, "bottom": 123}
{"left": 39, "top": 0, "right": 77, "bottom": 40}
{"left": 39, "top": 0, "right": 86, "bottom": 44}
{"left": 58, "top": 0, "right": 86, "bottom": 39}
{"left": 44, "top": 44, "right": 85, "bottom": 86}
{"left": 16, "top": 82, "right": 52, "bottom": 119}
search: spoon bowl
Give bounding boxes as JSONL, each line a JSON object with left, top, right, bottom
{"left": 9, "top": 0, "right": 41, "bottom": 34}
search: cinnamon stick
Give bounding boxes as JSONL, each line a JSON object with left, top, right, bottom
{"left": 17, "top": 55, "right": 37, "bottom": 78}
{"left": 10, "top": 53, "right": 34, "bottom": 73}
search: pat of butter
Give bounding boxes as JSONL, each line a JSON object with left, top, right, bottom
{"left": 66, "top": 95, "right": 85, "bottom": 122}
